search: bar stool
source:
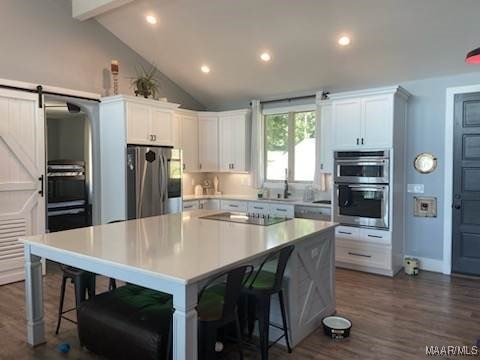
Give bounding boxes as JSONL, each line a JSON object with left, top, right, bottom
{"left": 241, "top": 245, "right": 295, "bottom": 360}
{"left": 55, "top": 265, "right": 96, "bottom": 334}
{"left": 197, "top": 264, "right": 253, "bottom": 360}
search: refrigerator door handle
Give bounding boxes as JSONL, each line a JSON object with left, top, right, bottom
{"left": 137, "top": 148, "right": 148, "bottom": 218}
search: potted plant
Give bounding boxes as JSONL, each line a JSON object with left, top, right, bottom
{"left": 130, "top": 65, "right": 159, "bottom": 99}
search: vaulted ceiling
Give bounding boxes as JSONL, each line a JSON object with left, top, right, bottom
{"left": 95, "top": 0, "right": 480, "bottom": 109}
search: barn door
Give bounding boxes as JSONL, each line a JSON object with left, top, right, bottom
{"left": 0, "top": 89, "right": 45, "bottom": 285}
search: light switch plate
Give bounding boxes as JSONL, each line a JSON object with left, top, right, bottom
{"left": 408, "top": 184, "right": 424, "bottom": 193}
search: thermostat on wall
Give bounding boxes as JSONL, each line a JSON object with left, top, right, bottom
{"left": 414, "top": 197, "right": 437, "bottom": 217}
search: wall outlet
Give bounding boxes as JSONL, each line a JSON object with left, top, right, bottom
{"left": 407, "top": 184, "right": 424, "bottom": 193}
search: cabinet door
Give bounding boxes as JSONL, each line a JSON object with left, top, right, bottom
{"left": 198, "top": 116, "right": 218, "bottom": 172}
{"left": 219, "top": 115, "right": 235, "bottom": 171}
{"left": 126, "top": 102, "right": 150, "bottom": 144}
{"left": 232, "top": 114, "right": 248, "bottom": 171}
{"left": 361, "top": 96, "right": 393, "bottom": 148}
{"left": 318, "top": 102, "right": 333, "bottom": 173}
{"left": 204, "top": 199, "right": 220, "bottom": 210}
{"left": 180, "top": 115, "right": 199, "bottom": 172}
{"left": 0, "top": 89, "right": 45, "bottom": 285}
{"left": 172, "top": 113, "right": 181, "bottom": 149}
{"left": 332, "top": 99, "right": 362, "bottom": 148}
{"left": 150, "top": 108, "right": 174, "bottom": 146}
{"left": 269, "top": 204, "right": 294, "bottom": 218}
{"left": 248, "top": 202, "right": 270, "bottom": 215}
{"left": 183, "top": 200, "right": 199, "bottom": 211}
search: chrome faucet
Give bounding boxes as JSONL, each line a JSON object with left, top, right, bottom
{"left": 283, "top": 168, "right": 291, "bottom": 199}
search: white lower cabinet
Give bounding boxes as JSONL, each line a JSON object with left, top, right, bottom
{"left": 200, "top": 199, "right": 220, "bottom": 210}
{"left": 220, "top": 200, "right": 248, "bottom": 212}
{"left": 219, "top": 199, "right": 295, "bottom": 218}
{"left": 183, "top": 200, "right": 199, "bottom": 211}
{"left": 247, "top": 202, "right": 270, "bottom": 215}
{"left": 269, "top": 204, "right": 295, "bottom": 218}
{"left": 335, "top": 225, "right": 394, "bottom": 275}
{"left": 336, "top": 239, "right": 392, "bottom": 271}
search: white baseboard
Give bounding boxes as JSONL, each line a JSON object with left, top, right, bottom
{"left": 404, "top": 255, "right": 444, "bottom": 273}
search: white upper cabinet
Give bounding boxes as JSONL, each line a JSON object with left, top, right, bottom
{"left": 126, "top": 102, "right": 150, "bottom": 144}
{"left": 150, "top": 107, "right": 175, "bottom": 146}
{"left": 317, "top": 100, "right": 333, "bottom": 173}
{"left": 330, "top": 87, "right": 407, "bottom": 150}
{"left": 361, "top": 95, "right": 393, "bottom": 148}
{"left": 218, "top": 110, "right": 250, "bottom": 172}
{"left": 103, "top": 95, "right": 179, "bottom": 146}
{"left": 332, "top": 99, "right": 362, "bottom": 148}
{"left": 198, "top": 113, "right": 219, "bottom": 172}
{"left": 179, "top": 112, "right": 199, "bottom": 172}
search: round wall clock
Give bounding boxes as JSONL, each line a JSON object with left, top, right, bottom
{"left": 414, "top": 153, "right": 437, "bottom": 174}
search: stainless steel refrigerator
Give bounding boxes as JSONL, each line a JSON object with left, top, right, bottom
{"left": 126, "top": 145, "right": 182, "bottom": 219}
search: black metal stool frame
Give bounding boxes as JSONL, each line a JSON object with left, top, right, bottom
{"left": 241, "top": 245, "right": 295, "bottom": 360}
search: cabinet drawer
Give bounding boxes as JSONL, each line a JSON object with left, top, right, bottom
{"left": 335, "top": 226, "right": 361, "bottom": 240}
{"left": 269, "top": 204, "right": 294, "bottom": 218}
{"left": 220, "top": 200, "right": 247, "bottom": 212}
{"left": 336, "top": 239, "right": 391, "bottom": 270}
{"left": 183, "top": 200, "right": 199, "bottom": 211}
{"left": 361, "top": 228, "right": 391, "bottom": 245}
{"left": 248, "top": 202, "right": 270, "bottom": 215}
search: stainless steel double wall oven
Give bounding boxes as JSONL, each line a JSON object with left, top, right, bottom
{"left": 333, "top": 150, "right": 390, "bottom": 229}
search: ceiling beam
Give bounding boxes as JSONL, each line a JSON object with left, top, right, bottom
{"left": 72, "top": 0, "right": 134, "bottom": 21}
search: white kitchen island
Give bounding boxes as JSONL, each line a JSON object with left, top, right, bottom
{"left": 20, "top": 210, "right": 337, "bottom": 360}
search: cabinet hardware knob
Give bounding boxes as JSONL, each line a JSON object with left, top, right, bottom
{"left": 356, "top": 138, "right": 359, "bottom": 145}
{"left": 182, "top": 163, "right": 186, "bottom": 171}
{"left": 361, "top": 138, "right": 364, "bottom": 145}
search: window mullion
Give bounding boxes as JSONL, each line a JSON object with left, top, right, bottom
{"left": 288, "top": 112, "right": 295, "bottom": 182}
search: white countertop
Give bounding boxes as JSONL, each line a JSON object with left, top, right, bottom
{"left": 183, "top": 194, "right": 332, "bottom": 208}
{"left": 20, "top": 211, "right": 337, "bottom": 284}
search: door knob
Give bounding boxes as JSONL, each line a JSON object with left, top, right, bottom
{"left": 454, "top": 204, "right": 461, "bottom": 210}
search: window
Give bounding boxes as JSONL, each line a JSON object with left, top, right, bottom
{"left": 265, "top": 109, "right": 316, "bottom": 182}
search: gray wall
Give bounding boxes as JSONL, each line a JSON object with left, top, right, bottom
{"left": 401, "top": 72, "right": 480, "bottom": 261}
{"left": 216, "top": 71, "right": 480, "bottom": 262}
{"left": 0, "top": 0, "right": 204, "bottom": 110}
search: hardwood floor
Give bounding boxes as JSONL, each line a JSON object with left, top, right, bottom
{"left": 0, "top": 263, "right": 479, "bottom": 359}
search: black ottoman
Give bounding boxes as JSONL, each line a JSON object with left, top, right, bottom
{"left": 77, "top": 284, "right": 173, "bottom": 360}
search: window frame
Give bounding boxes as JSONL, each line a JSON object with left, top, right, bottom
{"left": 263, "top": 104, "right": 316, "bottom": 184}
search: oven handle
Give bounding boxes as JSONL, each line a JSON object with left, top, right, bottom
{"left": 344, "top": 184, "right": 388, "bottom": 191}
{"left": 335, "top": 160, "right": 388, "bottom": 165}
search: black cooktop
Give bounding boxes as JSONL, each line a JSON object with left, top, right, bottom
{"left": 199, "top": 212, "right": 290, "bottom": 226}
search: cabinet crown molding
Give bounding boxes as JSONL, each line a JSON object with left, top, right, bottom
{"left": 327, "top": 85, "right": 410, "bottom": 101}
{"left": 198, "top": 109, "right": 250, "bottom": 117}
{"left": 101, "top": 94, "right": 180, "bottom": 110}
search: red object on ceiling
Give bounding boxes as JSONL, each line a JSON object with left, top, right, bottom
{"left": 466, "top": 47, "right": 480, "bottom": 64}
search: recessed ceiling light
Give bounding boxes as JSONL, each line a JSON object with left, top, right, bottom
{"left": 146, "top": 15, "right": 157, "bottom": 25}
{"left": 338, "top": 35, "right": 351, "bottom": 46}
{"left": 260, "top": 52, "right": 271, "bottom": 62}
{"left": 201, "top": 65, "right": 210, "bottom": 74}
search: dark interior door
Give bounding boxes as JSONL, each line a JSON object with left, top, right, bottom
{"left": 452, "top": 92, "right": 480, "bottom": 275}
